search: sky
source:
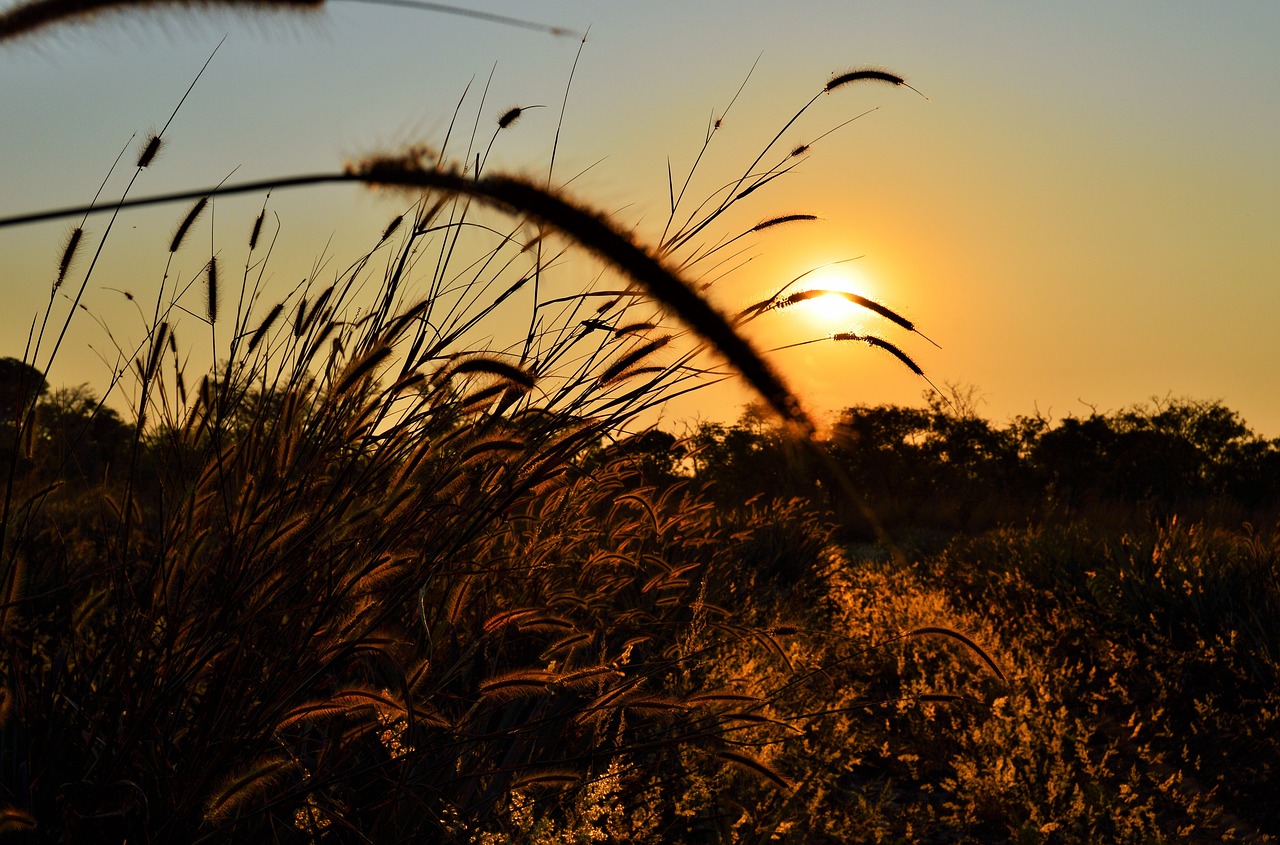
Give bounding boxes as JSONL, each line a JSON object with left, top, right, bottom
{"left": 2, "top": 1, "right": 1278, "bottom": 435}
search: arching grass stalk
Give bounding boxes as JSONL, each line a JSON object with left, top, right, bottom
{"left": 0, "top": 0, "right": 577, "bottom": 43}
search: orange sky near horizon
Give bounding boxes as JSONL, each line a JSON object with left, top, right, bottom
{"left": 2, "top": 2, "right": 1278, "bottom": 436}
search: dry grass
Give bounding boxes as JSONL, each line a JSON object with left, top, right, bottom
{"left": 0, "top": 11, "right": 954, "bottom": 841}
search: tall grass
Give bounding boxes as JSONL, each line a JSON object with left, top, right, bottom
{"left": 0, "top": 9, "right": 964, "bottom": 842}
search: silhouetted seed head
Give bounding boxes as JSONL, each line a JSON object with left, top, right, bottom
{"left": 346, "top": 146, "right": 439, "bottom": 181}
{"left": 310, "top": 320, "right": 336, "bottom": 354}
{"left": 790, "top": 144, "right": 809, "bottom": 157}
{"left": 0, "top": 0, "right": 325, "bottom": 43}
{"left": 301, "top": 286, "right": 334, "bottom": 336}
{"left": 294, "top": 298, "right": 307, "bottom": 337}
{"left": 450, "top": 356, "right": 537, "bottom": 391}
{"left": 204, "top": 257, "right": 219, "bottom": 325}
{"left": 458, "top": 437, "right": 526, "bottom": 464}
{"left": 773, "top": 290, "right": 825, "bottom": 310}
{"left": 169, "top": 196, "right": 207, "bottom": 253}
{"left": 380, "top": 214, "right": 403, "bottom": 242}
{"left": 455, "top": 381, "right": 508, "bottom": 411}
{"left": 497, "top": 106, "right": 524, "bottom": 129}
{"left": 599, "top": 335, "right": 671, "bottom": 386}
{"left": 136, "top": 132, "right": 162, "bottom": 168}
{"left": 247, "top": 302, "right": 284, "bottom": 353}
{"left": 55, "top": 226, "right": 82, "bottom": 290}
{"left": 863, "top": 336, "right": 923, "bottom": 375}
{"left": 825, "top": 66, "right": 927, "bottom": 99}
{"left": 614, "top": 321, "right": 657, "bottom": 337}
{"left": 777, "top": 289, "right": 918, "bottom": 333}
{"left": 752, "top": 214, "right": 818, "bottom": 233}
{"left": 497, "top": 104, "right": 544, "bottom": 129}
{"left": 334, "top": 345, "right": 392, "bottom": 396}
{"left": 248, "top": 209, "right": 265, "bottom": 250}
{"left": 146, "top": 322, "right": 169, "bottom": 381}
{"left": 826, "top": 67, "right": 904, "bottom": 92}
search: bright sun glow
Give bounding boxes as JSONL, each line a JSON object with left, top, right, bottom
{"left": 790, "top": 265, "right": 879, "bottom": 330}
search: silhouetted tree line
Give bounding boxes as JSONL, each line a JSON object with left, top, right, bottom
{"left": 7, "top": 354, "right": 1279, "bottom": 542}
{"left": 615, "top": 390, "right": 1280, "bottom": 538}
{"left": 1, "top": 357, "right": 132, "bottom": 486}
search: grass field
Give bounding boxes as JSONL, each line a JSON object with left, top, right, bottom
{"left": 2, "top": 3, "right": 1277, "bottom": 842}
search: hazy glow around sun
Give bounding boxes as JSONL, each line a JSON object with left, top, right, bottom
{"left": 791, "top": 265, "right": 880, "bottom": 330}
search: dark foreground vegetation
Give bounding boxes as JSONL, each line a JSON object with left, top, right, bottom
{"left": 4, "top": 361, "right": 1277, "bottom": 843}
{"left": 672, "top": 395, "right": 1280, "bottom": 843}
{"left": 1, "top": 4, "right": 1276, "bottom": 841}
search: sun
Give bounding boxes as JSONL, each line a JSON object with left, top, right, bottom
{"left": 787, "top": 265, "right": 880, "bottom": 330}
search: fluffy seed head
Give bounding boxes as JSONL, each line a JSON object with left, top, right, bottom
{"left": 450, "top": 356, "right": 537, "bottom": 391}
{"left": 55, "top": 226, "right": 82, "bottom": 290}
{"left": 825, "top": 66, "right": 927, "bottom": 99}
{"left": 380, "top": 214, "right": 403, "bottom": 243}
{"left": 598, "top": 335, "right": 671, "bottom": 386}
{"left": 497, "top": 106, "right": 524, "bottom": 129}
{"left": 201, "top": 754, "right": 296, "bottom": 824}
{"left": 247, "top": 302, "right": 284, "bottom": 353}
{"left": 248, "top": 209, "right": 265, "bottom": 250}
{"left": 334, "top": 344, "right": 393, "bottom": 396}
{"left": 752, "top": 214, "right": 818, "bottom": 233}
{"left": 204, "top": 257, "right": 219, "bottom": 324}
{"left": 0, "top": 0, "right": 326, "bottom": 44}
{"left": 136, "top": 133, "right": 162, "bottom": 168}
{"left": 825, "top": 67, "right": 906, "bottom": 92}
{"left": 862, "top": 335, "right": 923, "bottom": 375}
{"left": 170, "top": 196, "right": 207, "bottom": 253}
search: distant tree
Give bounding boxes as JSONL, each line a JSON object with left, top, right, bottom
{"left": 688, "top": 404, "right": 820, "bottom": 506}
{"left": 35, "top": 385, "right": 132, "bottom": 483}
{"left": 1, "top": 356, "right": 48, "bottom": 471}
{"left": 1032, "top": 415, "right": 1122, "bottom": 512}
{"left": 1124, "top": 396, "right": 1251, "bottom": 461}
{"left": 687, "top": 393, "right": 1278, "bottom": 536}
{"left": 830, "top": 404, "right": 933, "bottom": 524}
{"left": 831, "top": 391, "right": 1033, "bottom": 533}
{"left": 1217, "top": 436, "right": 1280, "bottom": 510}
{"left": 602, "top": 428, "right": 687, "bottom": 485}
{"left": 0, "top": 356, "right": 47, "bottom": 422}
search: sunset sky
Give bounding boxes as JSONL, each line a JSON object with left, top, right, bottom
{"left": 2, "top": 1, "right": 1278, "bottom": 434}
